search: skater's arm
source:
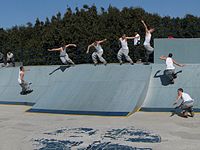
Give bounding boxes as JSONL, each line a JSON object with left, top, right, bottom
{"left": 173, "top": 59, "right": 184, "bottom": 67}
{"left": 160, "top": 56, "right": 167, "bottom": 60}
{"left": 86, "top": 44, "right": 94, "bottom": 54}
{"left": 65, "top": 44, "right": 77, "bottom": 48}
{"left": 48, "top": 47, "right": 62, "bottom": 51}
{"left": 173, "top": 93, "right": 182, "bottom": 105}
{"left": 141, "top": 20, "right": 149, "bottom": 33}
{"left": 126, "top": 36, "right": 136, "bottom": 40}
{"left": 97, "top": 39, "right": 107, "bottom": 44}
{"left": 24, "top": 68, "right": 30, "bottom": 72}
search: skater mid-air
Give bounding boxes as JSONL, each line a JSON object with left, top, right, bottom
{"left": 18, "top": 66, "right": 33, "bottom": 95}
{"left": 117, "top": 34, "right": 136, "bottom": 65}
{"left": 160, "top": 53, "right": 184, "bottom": 84}
{"left": 48, "top": 44, "right": 77, "bottom": 66}
{"left": 87, "top": 39, "right": 107, "bottom": 66}
{"left": 141, "top": 20, "right": 155, "bottom": 64}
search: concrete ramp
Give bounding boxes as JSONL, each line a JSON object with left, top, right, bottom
{"left": 142, "top": 64, "right": 200, "bottom": 112}
{"left": 29, "top": 64, "right": 151, "bottom": 116}
{"left": 0, "top": 66, "right": 51, "bottom": 105}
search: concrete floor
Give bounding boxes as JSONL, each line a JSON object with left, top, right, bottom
{"left": 0, "top": 105, "right": 199, "bottom": 150}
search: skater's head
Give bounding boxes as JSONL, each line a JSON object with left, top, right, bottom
{"left": 177, "top": 88, "right": 183, "bottom": 95}
{"left": 20, "top": 66, "right": 24, "bottom": 71}
{"left": 94, "top": 41, "right": 98, "bottom": 46}
{"left": 168, "top": 53, "right": 173, "bottom": 58}
{"left": 122, "top": 34, "right": 126, "bottom": 39}
{"left": 134, "top": 32, "right": 138, "bottom": 36}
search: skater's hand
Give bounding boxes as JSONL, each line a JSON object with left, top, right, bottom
{"left": 141, "top": 20, "right": 144, "bottom": 23}
{"left": 181, "top": 64, "right": 185, "bottom": 67}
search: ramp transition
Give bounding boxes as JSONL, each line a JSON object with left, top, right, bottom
{"left": 28, "top": 64, "right": 151, "bottom": 116}
{"left": 142, "top": 64, "right": 200, "bottom": 112}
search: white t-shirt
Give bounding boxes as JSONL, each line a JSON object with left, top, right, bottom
{"left": 144, "top": 32, "right": 151, "bottom": 45}
{"left": 60, "top": 47, "right": 67, "bottom": 57}
{"left": 94, "top": 44, "right": 103, "bottom": 52}
{"left": 181, "top": 92, "right": 193, "bottom": 102}
{"left": 134, "top": 34, "right": 140, "bottom": 45}
{"left": 18, "top": 71, "right": 23, "bottom": 84}
{"left": 7, "top": 53, "right": 14, "bottom": 60}
{"left": 120, "top": 38, "right": 128, "bottom": 50}
{"left": 166, "top": 57, "right": 175, "bottom": 70}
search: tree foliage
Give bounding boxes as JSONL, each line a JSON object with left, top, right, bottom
{"left": 0, "top": 5, "right": 200, "bottom": 65}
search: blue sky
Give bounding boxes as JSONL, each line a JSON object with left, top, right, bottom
{"left": 0, "top": 0, "right": 200, "bottom": 29}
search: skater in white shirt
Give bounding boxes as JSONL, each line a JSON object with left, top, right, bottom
{"left": 173, "top": 88, "right": 194, "bottom": 117}
{"left": 141, "top": 20, "right": 155, "bottom": 64}
{"left": 117, "top": 34, "right": 135, "bottom": 65}
{"left": 18, "top": 66, "right": 33, "bottom": 95}
{"left": 87, "top": 39, "right": 107, "bottom": 66}
{"left": 48, "top": 44, "right": 76, "bottom": 65}
{"left": 160, "top": 53, "right": 184, "bottom": 84}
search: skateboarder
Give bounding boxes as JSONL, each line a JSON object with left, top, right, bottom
{"left": 173, "top": 88, "right": 194, "bottom": 117}
{"left": 48, "top": 44, "right": 76, "bottom": 65}
{"left": 117, "top": 34, "right": 135, "bottom": 65}
{"left": 160, "top": 53, "right": 184, "bottom": 84}
{"left": 87, "top": 39, "right": 107, "bottom": 66}
{"left": 18, "top": 66, "right": 33, "bottom": 95}
{"left": 141, "top": 20, "right": 155, "bottom": 64}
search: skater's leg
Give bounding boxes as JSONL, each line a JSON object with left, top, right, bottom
{"left": 92, "top": 52, "right": 98, "bottom": 65}
{"left": 134, "top": 46, "right": 140, "bottom": 62}
{"left": 181, "top": 101, "right": 194, "bottom": 117}
{"left": 24, "top": 81, "right": 31, "bottom": 91}
{"left": 20, "top": 81, "right": 30, "bottom": 93}
{"left": 60, "top": 57, "right": 67, "bottom": 64}
{"left": 97, "top": 51, "right": 107, "bottom": 65}
{"left": 123, "top": 49, "right": 134, "bottom": 64}
{"left": 117, "top": 49, "right": 123, "bottom": 65}
{"left": 65, "top": 54, "right": 75, "bottom": 65}
{"left": 144, "top": 45, "right": 154, "bottom": 63}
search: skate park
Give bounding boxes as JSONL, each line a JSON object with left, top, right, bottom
{"left": 0, "top": 38, "right": 199, "bottom": 116}
{"left": 0, "top": 1, "right": 200, "bottom": 149}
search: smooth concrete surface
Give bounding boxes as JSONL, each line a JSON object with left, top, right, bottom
{"left": 0, "top": 105, "right": 199, "bottom": 150}
{"left": 0, "top": 66, "right": 52, "bottom": 105}
{"left": 0, "top": 64, "right": 152, "bottom": 116}
{"left": 29, "top": 64, "right": 151, "bottom": 116}
{"left": 142, "top": 64, "right": 200, "bottom": 112}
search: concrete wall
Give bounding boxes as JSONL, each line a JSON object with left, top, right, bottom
{"left": 154, "top": 38, "right": 200, "bottom": 64}
{"left": 142, "top": 64, "right": 200, "bottom": 111}
{"left": 0, "top": 64, "right": 152, "bottom": 116}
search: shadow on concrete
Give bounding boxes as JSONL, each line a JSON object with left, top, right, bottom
{"left": 20, "top": 90, "right": 33, "bottom": 95}
{"left": 154, "top": 70, "right": 182, "bottom": 86}
{"left": 170, "top": 107, "right": 194, "bottom": 118}
{"left": 49, "top": 65, "right": 71, "bottom": 75}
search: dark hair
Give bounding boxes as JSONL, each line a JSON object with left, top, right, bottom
{"left": 168, "top": 53, "right": 173, "bottom": 57}
{"left": 178, "top": 88, "right": 183, "bottom": 92}
{"left": 20, "top": 66, "right": 24, "bottom": 71}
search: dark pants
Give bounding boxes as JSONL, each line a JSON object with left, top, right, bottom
{"left": 134, "top": 45, "right": 142, "bottom": 61}
{"left": 20, "top": 81, "right": 30, "bottom": 92}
